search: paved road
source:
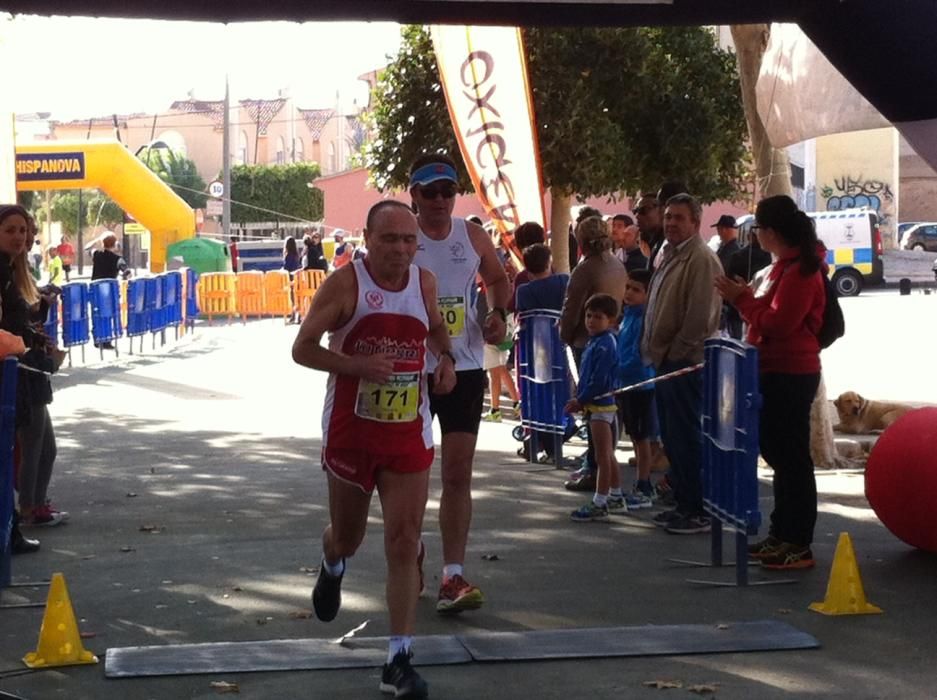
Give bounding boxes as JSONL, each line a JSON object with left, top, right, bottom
{"left": 1, "top": 315, "right": 935, "bottom": 699}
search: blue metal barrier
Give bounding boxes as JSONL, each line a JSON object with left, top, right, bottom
{"left": 184, "top": 267, "right": 199, "bottom": 328}
{"left": 0, "top": 357, "right": 20, "bottom": 588}
{"left": 145, "top": 277, "right": 166, "bottom": 334}
{"left": 162, "top": 271, "right": 183, "bottom": 327}
{"left": 43, "top": 296, "right": 59, "bottom": 347}
{"left": 517, "top": 310, "right": 571, "bottom": 463}
{"left": 126, "top": 279, "right": 148, "bottom": 353}
{"left": 90, "top": 279, "right": 123, "bottom": 356}
{"left": 61, "top": 282, "right": 90, "bottom": 364}
{"left": 692, "top": 337, "right": 767, "bottom": 587}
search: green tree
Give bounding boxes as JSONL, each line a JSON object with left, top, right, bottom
{"left": 38, "top": 191, "right": 86, "bottom": 237}
{"left": 138, "top": 148, "right": 209, "bottom": 209}
{"left": 228, "top": 162, "right": 324, "bottom": 224}
{"left": 35, "top": 190, "right": 123, "bottom": 237}
{"left": 86, "top": 191, "right": 124, "bottom": 229}
{"left": 364, "top": 25, "right": 748, "bottom": 271}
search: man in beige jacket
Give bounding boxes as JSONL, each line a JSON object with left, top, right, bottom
{"left": 641, "top": 193, "right": 721, "bottom": 535}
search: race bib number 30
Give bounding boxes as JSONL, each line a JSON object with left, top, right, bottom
{"left": 355, "top": 372, "right": 420, "bottom": 423}
{"left": 438, "top": 296, "right": 466, "bottom": 337}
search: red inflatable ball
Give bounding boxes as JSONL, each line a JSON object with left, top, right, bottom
{"left": 865, "top": 407, "right": 937, "bottom": 553}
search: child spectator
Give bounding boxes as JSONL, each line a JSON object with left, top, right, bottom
{"left": 615, "top": 269, "right": 656, "bottom": 508}
{"left": 565, "top": 293, "right": 621, "bottom": 521}
{"left": 515, "top": 244, "right": 568, "bottom": 312}
{"left": 46, "top": 245, "right": 65, "bottom": 287}
{"left": 482, "top": 325, "right": 519, "bottom": 422}
{"left": 515, "top": 244, "right": 571, "bottom": 461}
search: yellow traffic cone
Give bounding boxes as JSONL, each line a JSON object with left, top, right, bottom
{"left": 809, "top": 532, "right": 883, "bottom": 616}
{"left": 23, "top": 572, "right": 98, "bottom": 668}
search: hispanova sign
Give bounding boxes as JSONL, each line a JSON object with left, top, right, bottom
{"left": 15, "top": 152, "right": 86, "bottom": 181}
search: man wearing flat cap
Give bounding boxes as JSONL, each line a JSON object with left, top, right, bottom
{"left": 711, "top": 214, "right": 740, "bottom": 273}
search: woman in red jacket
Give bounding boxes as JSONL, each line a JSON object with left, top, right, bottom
{"left": 715, "top": 195, "right": 825, "bottom": 571}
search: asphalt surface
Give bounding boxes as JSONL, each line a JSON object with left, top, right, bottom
{"left": 1, "top": 313, "right": 935, "bottom": 700}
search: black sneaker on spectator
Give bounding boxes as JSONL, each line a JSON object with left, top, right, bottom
{"left": 665, "top": 514, "right": 712, "bottom": 535}
{"left": 380, "top": 650, "right": 428, "bottom": 698}
{"left": 564, "top": 471, "right": 596, "bottom": 492}
{"left": 652, "top": 509, "right": 682, "bottom": 527}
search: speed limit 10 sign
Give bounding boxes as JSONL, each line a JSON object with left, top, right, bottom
{"left": 208, "top": 181, "right": 224, "bottom": 198}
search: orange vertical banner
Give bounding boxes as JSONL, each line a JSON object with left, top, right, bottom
{"left": 431, "top": 25, "right": 546, "bottom": 259}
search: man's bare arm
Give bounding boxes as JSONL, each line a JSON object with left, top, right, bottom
{"left": 291, "top": 268, "right": 394, "bottom": 383}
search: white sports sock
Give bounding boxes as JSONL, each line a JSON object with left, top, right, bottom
{"left": 387, "top": 635, "right": 412, "bottom": 663}
{"left": 442, "top": 563, "right": 463, "bottom": 581}
{"left": 609, "top": 487, "right": 623, "bottom": 498}
{"left": 593, "top": 492, "right": 608, "bottom": 507}
{"left": 322, "top": 557, "right": 345, "bottom": 577}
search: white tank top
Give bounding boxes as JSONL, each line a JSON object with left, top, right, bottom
{"left": 321, "top": 259, "right": 433, "bottom": 453}
{"left": 414, "top": 218, "right": 484, "bottom": 371}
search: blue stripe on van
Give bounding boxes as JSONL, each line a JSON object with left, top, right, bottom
{"left": 853, "top": 248, "right": 873, "bottom": 263}
{"left": 826, "top": 250, "right": 835, "bottom": 264}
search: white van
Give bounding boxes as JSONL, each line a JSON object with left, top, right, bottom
{"left": 737, "top": 207, "right": 883, "bottom": 296}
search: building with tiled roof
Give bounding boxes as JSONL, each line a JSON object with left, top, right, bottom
{"left": 20, "top": 83, "right": 375, "bottom": 184}
{"left": 299, "top": 109, "right": 335, "bottom": 141}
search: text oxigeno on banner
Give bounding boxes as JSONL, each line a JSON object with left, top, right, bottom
{"left": 431, "top": 25, "right": 546, "bottom": 248}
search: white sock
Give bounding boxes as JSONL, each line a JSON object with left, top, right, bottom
{"left": 387, "top": 635, "right": 412, "bottom": 663}
{"left": 322, "top": 556, "right": 345, "bottom": 577}
{"left": 609, "top": 487, "right": 623, "bottom": 498}
{"left": 593, "top": 492, "right": 608, "bottom": 507}
{"left": 442, "top": 563, "right": 463, "bottom": 581}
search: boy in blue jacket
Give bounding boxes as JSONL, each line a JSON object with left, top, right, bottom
{"left": 565, "top": 294, "right": 622, "bottom": 521}
{"left": 616, "top": 269, "right": 656, "bottom": 509}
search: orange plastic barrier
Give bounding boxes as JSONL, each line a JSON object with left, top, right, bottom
{"left": 236, "top": 271, "right": 266, "bottom": 320}
{"left": 179, "top": 267, "right": 189, "bottom": 332}
{"left": 293, "top": 270, "right": 327, "bottom": 319}
{"left": 119, "top": 279, "right": 128, "bottom": 331}
{"left": 197, "top": 272, "right": 238, "bottom": 322}
{"left": 264, "top": 270, "right": 293, "bottom": 319}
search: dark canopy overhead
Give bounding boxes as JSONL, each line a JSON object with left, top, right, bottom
{"left": 8, "top": 0, "right": 937, "bottom": 127}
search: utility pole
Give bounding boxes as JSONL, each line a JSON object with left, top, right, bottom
{"left": 77, "top": 189, "right": 84, "bottom": 275}
{"left": 336, "top": 90, "right": 345, "bottom": 172}
{"left": 222, "top": 75, "right": 231, "bottom": 241}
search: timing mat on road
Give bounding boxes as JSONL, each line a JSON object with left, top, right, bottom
{"left": 105, "top": 620, "right": 818, "bottom": 678}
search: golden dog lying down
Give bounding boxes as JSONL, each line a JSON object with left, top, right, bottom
{"left": 833, "top": 391, "right": 913, "bottom": 434}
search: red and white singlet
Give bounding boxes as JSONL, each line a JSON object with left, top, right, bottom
{"left": 321, "top": 259, "right": 433, "bottom": 454}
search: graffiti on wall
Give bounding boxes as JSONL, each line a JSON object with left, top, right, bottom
{"left": 820, "top": 175, "right": 895, "bottom": 231}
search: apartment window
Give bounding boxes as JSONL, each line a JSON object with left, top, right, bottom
{"left": 237, "top": 131, "right": 249, "bottom": 165}
{"left": 790, "top": 163, "right": 805, "bottom": 190}
{"left": 276, "top": 136, "right": 286, "bottom": 164}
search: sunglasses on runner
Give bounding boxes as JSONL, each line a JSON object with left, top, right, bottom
{"left": 418, "top": 182, "right": 458, "bottom": 200}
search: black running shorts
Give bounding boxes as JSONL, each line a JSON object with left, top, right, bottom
{"left": 428, "top": 368, "right": 485, "bottom": 436}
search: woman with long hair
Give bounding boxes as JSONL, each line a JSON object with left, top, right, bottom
{"left": 283, "top": 235, "right": 301, "bottom": 273}
{"left": 716, "top": 195, "right": 826, "bottom": 570}
{"left": 0, "top": 205, "right": 66, "bottom": 529}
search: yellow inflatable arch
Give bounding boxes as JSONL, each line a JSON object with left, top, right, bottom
{"left": 15, "top": 140, "right": 195, "bottom": 272}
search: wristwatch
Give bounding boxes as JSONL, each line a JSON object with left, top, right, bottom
{"left": 487, "top": 307, "right": 508, "bottom": 322}
{"left": 439, "top": 350, "right": 457, "bottom": 367}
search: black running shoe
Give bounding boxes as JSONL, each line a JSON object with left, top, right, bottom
{"left": 312, "top": 559, "right": 343, "bottom": 622}
{"left": 380, "top": 650, "right": 429, "bottom": 698}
